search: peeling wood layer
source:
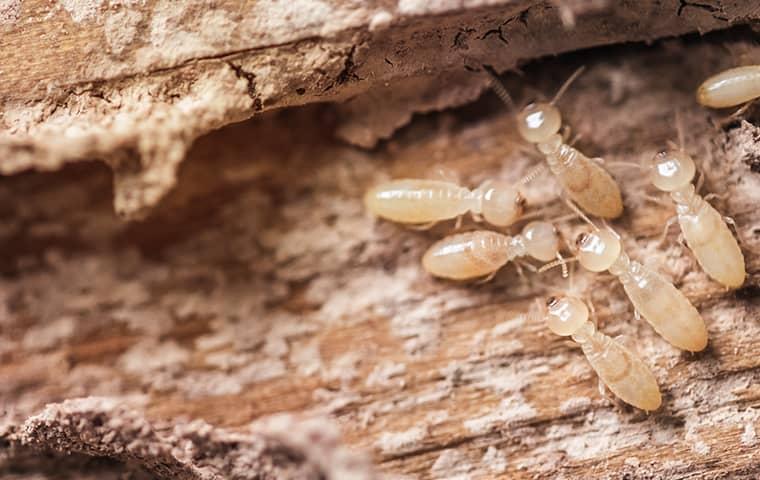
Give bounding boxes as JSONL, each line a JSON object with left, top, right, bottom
{"left": 2, "top": 1, "right": 759, "bottom": 217}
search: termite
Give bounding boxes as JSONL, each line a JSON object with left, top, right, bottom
{"left": 364, "top": 177, "right": 526, "bottom": 228}
{"left": 539, "top": 295, "right": 662, "bottom": 411}
{"left": 650, "top": 146, "right": 746, "bottom": 289}
{"left": 487, "top": 66, "right": 624, "bottom": 219}
{"left": 422, "top": 221, "right": 560, "bottom": 280}
{"left": 697, "top": 65, "right": 760, "bottom": 108}
{"left": 541, "top": 206, "right": 708, "bottom": 352}
{"left": 613, "top": 114, "right": 747, "bottom": 289}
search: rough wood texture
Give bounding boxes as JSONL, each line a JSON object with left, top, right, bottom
{"left": 2, "top": 0, "right": 759, "bottom": 218}
{"left": 2, "top": 2, "right": 760, "bottom": 480}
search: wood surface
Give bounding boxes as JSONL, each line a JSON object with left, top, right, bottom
{"left": 2, "top": 0, "right": 757, "bottom": 218}
{"left": 2, "top": 2, "right": 760, "bottom": 479}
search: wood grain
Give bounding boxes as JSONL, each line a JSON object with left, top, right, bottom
{"left": 2, "top": 21, "right": 760, "bottom": 480}
{"left": 3, "top": 0, "right": 758, "bottom": 218}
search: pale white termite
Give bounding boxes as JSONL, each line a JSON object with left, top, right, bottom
{"left": 697, "top": 65, "right": 760, "bottom": 108}
{"left": 488, "top": 67, "right": 624, "bottom": 219}
{"left": 422, "top": 221, "right": 559, "bottom": 280}
{"left": 539, "top": 295, "right": 662, "bottom": 411}
{"left": 542, "top": 212, "right": 708, "bottom": 352}
{"left": 650, "top": 147, "right": 746, "bottom": 289}
{"left": 364, "top": 178, "right": 525, "bottom": 228}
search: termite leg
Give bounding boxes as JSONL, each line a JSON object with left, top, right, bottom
{"left": 676, "top": 232, "right": 686, "bottom": 247}
{"left": 407, "top": 221, "right": 438, "bottom": 231}
{"left": 585, "top": 298, "right": 598, "bottom": 327}
{"left": 455, "top": 215, "right": 464, "bottom": 230}
{"left": 711, "top": 99, "right": 757, "bottom": 129}
{"left": 558, "top": 125, "right": 582, "bottom": 148}
{"left": 704, "top": 192, "right": 729, "bottom": 203}
{"left": 724, "top": 99, "right": 757, "bottom": 125}
{"left": 643, "top": 193, "right": 671, "bottom": 207}
{"left": 517, "top": 259, "right": 539, "bottom": 273}
{"left": 658, "top": 215, "right": 678, "bottom": 245}
{"left": 723, "top": 215, "right": 746, "bottom": 247}
{"left": 563, "top": 339, "right": 579, "bottom": 349}
{"left": 634, "top": 309, "right": 641, "bottom": 322}
{"left": 561, "top": 125, "right": 572, "bottom": 143}
{"left": 598, "top": 378, "right": 613, "bottom": 404}
{"left": 520, "top": 208, "right": 557, "bottom": 222}
{"left": 476, "top": 270, "right": 499, "bottom": 284}
{"left": 513, "top": 261, "right": 525, "bottom": 280}
{"left": 591, "top": 157, "right": 605, "bottom": 165}
{"left": 695, "top": 169, "right": 705, "bottom": 194}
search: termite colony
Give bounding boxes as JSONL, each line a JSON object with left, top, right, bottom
{"left": 364, "top": 64, "right": 755, "bottom": 412}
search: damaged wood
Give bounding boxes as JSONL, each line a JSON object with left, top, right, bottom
{"left": 2, "top": 1, "right": 759, "bottom": 217}
{"left": 1, "top": 30, "right": 760, "bottom": 478}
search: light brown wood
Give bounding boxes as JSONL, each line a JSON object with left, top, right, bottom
{"left": 2, "top": 0, "right": 758, "bottom": 218}
{"left": 2, "top": 3, "right": 760, "bottom": 480}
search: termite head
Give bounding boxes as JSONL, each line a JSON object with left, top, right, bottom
{"left": 575, "top": 229, "right": 621, "bottom": 272}
{"left": 650, "top": 149, "right": 696, "bottom": 192}
{"left": 516, "top": 102, "right": 562, "bottom": 144}
{"left": 477, "top": 180, "right": 525, "bottom": 227}
{"left": 544, "top": 295, "right": 589, "bottom": 336}
{"left": 521, "top": 221, "right": 560, "bottom": 262}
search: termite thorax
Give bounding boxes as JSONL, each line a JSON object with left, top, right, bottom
{"left": 607, "top": 251, "right": 631, "bottom": 277}
{"left": 670, "top": 184, "right": 702, "bottom": 215}
{"left": 507, "top": 235, "right": 528, "bottom": 258}
{"left": 570, "top": 320, "right": 597, "bottom": 344}
{"left": 467, "top": 188, "right": 486, "bottom": 215}
{"left": 610, "top": 254, "right": 650, "bottom": 290}
{"left": 538, "top": 134, "right": 575, "bottom": 172}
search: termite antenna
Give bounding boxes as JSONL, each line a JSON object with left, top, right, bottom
{"left": 556, "top": 252, "right": 569, "bottom": 278}
{"left": 605, "top": 160, "right": 644, "bottom": 170}
{"left": 600, "top": 219, "right": 621, "bottom": 239}
{"left": 551, "top": 65, "right": 586, "bottom": 105}
{"left": 519, "top": 164, "right": 548, "bottom": 185}
{"left": 539, "top": 256, "right": 578, "bottom": 273}
{"left": 483, "top": 65, "right": 517, "bottom": 111}
{"left": 564, "top": 198, "right": 599, "bottom": 231}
